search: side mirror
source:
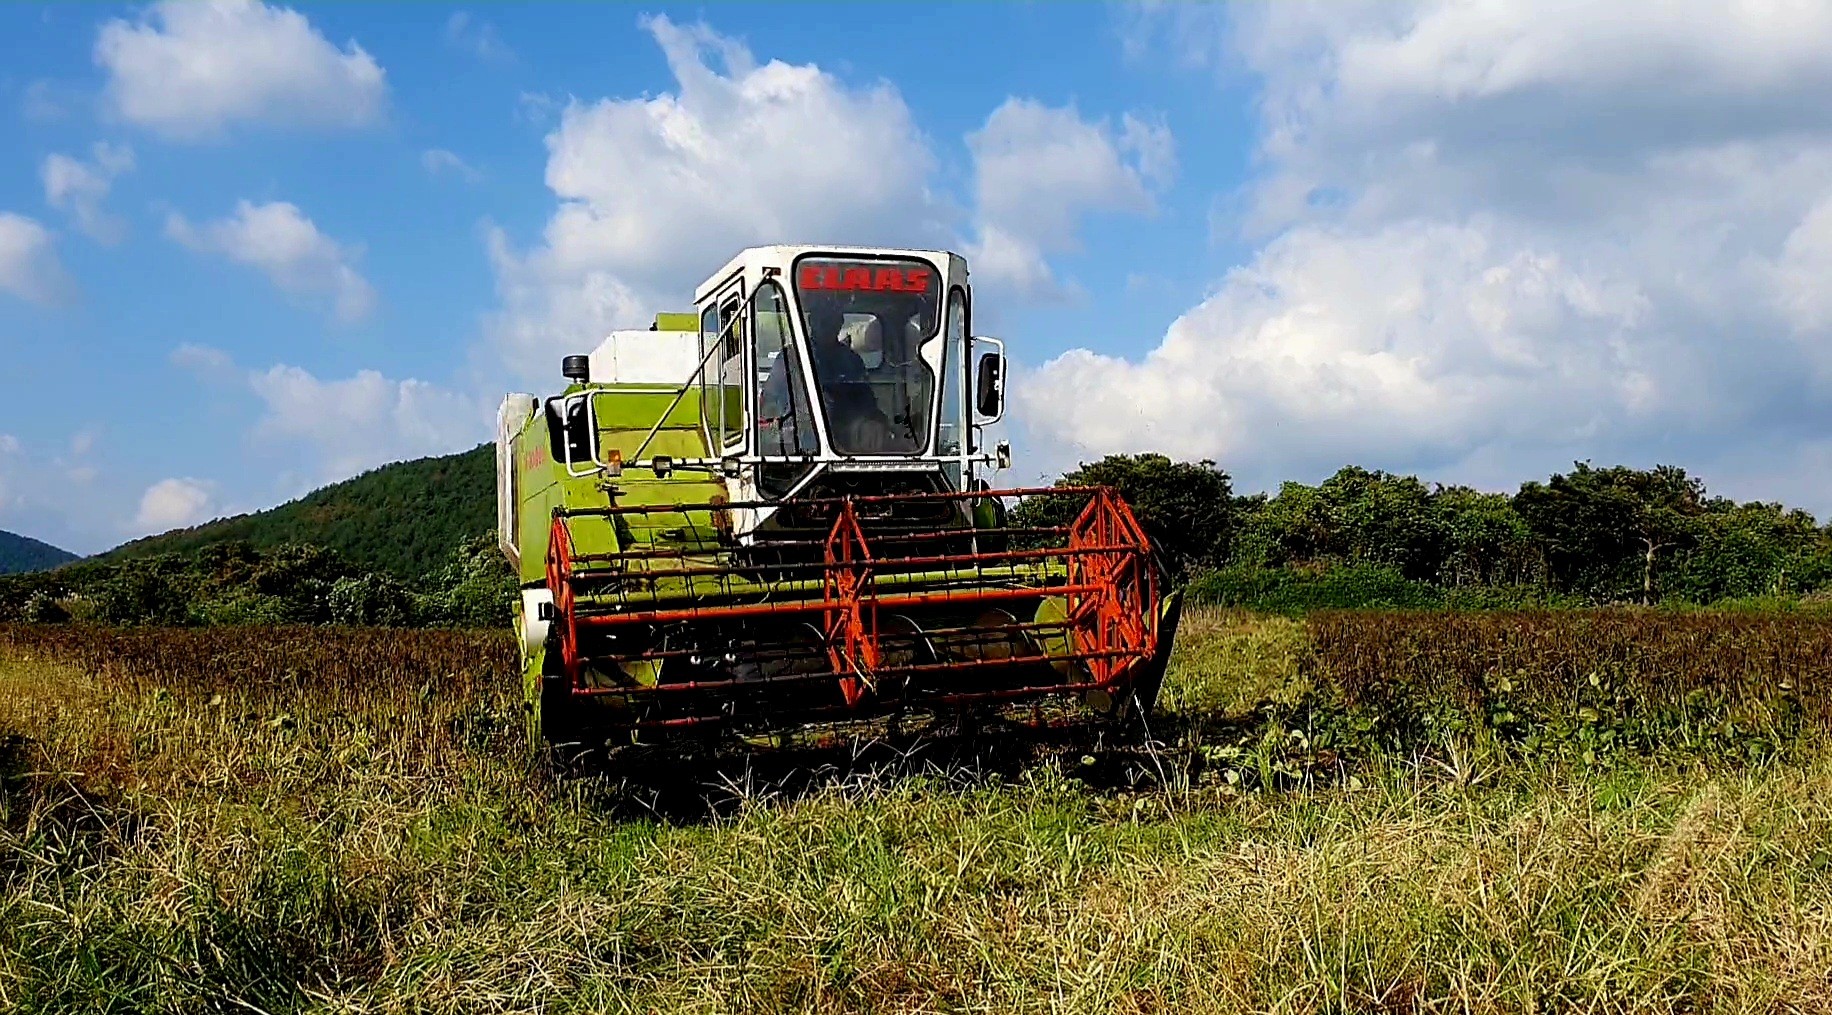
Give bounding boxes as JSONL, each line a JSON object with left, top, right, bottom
{"left": 972, "top": 337, "right": 1006, "bottom": 424}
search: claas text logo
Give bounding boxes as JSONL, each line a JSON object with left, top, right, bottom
{"left": 798, "top": 263, "right": 932, "bottom": 293}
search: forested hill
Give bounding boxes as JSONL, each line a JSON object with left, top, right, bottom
{"left": 0, "top": 530, "right": 78, "bottom": 575}
{"left": 101, "top": 444, "right": 494, "bottom": 580}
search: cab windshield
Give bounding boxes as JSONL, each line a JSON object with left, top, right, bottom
{"left": 793, "top": 257, "right": 940, "bottom": 455}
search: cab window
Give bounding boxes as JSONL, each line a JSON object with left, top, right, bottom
{"left": 754, "top": 281, "right": 818, "bottom": 495}
{"left": 939, "top": 286, "right": 968, "bottom": 483}
{"left": 795, "top": 257, "right": 940, "bottom": 455}
{"left": 702, "top": 298, "right": 746, "bottom": 449}
{"left": 548, "top": 397, "right": 594, "bottom": 467}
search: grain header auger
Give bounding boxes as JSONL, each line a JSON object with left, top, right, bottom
{"left": 496, "top": 245, "right": 1184, "bottom": 752}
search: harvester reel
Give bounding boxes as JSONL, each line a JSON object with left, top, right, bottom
{"left": 529, "top": 485, "right": 1170, "bottom": 755}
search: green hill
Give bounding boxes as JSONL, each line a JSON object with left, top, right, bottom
{"left": 103, "top": 444, "right": 495, "bottom": 579}
{"left": 0, "top": 530, "right": 78, "bottom": 574}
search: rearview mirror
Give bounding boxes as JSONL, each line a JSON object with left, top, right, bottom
{"left": 972, "top": 337, "right": 1006, "bottom": 424}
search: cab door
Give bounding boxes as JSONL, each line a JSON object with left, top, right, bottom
{"left": 700, "top": 274, "right": 749, "bottom": 458}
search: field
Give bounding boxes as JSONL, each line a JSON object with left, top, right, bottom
{"left": 4, "top": 611, "right": 1832, "bottom": 1013}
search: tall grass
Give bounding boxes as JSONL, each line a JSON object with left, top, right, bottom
{"left": 3, "top": 613, "right": 1832, "bottom": 1012}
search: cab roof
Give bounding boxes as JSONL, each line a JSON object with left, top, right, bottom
{"left": 692, "top": 245, "right": 964, "bottom": 303}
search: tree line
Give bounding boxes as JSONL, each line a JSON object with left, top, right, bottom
{"left": 0, "top": 535, "right": 516, "bottom": 628}
{"left": 8, "top": 452, "right": 1831, "bottom": 628}
{"left": 1025, "top": 455, "right": 1832, "bottom": 610}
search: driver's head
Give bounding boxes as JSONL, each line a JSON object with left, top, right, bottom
{"left": 805, "top": 304, "right": 844, "bottom": 345}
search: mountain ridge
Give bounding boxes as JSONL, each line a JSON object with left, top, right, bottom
{"left": 0, "top": 530, "right": 79, "bottom": 575}
{"left": 101, "top": 444, "right": 495, "bottom": 580}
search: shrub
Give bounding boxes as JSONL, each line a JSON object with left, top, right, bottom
{"left": 417, "top": 535, "right": 515, "bottom": 628}
{"left": 328, "top": 573, "right": 417, "bottom": 627}
{"left": 94, "top": 565, "right": 192, "bottom": 626}
{"left": 1438, "top": 584, "right": 1576, "bottom": 610}
{"left": 20, "top": 592, "right": 69, "bottom": 624}
{"left": 1188, "top": 563, "right": 1442, "bottom": 613}
{"left": 190, "top": 592, "right": 296, "bottom": 627}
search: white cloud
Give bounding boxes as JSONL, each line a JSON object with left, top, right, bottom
{"left": 1023, "top": 219, "right": 1656, "bottom": 471}
{"left": 0, "top": 433, "right": 111, "bottom": 551}
{"left": 444, "top": 11, "right": 513, "bottom": 64}
{"left": 0, "top": 213, "right": 74, "bottom": 306}
{"left": 170, "top": 342, "right": 237, "bottom": 379}
{"left": 486, "top": 15, "right": 945, "bottom": 384}
{"left": 21, "top": 80, "right": 70, "bottom": 122}
{"left": 1026, "top": 1, "right": 1832, "bottom": 509}
{"left": 166, "top": 200, "right": 375, "bottom": 322}
{"left": 42, "top": 142, "right": 135, "bottom": 244}
{"left": 1770, "top": 193, "right": 1832, "bottom": 333}
{"left": 422, "top": 147, "right": 483, "bottom": 183}
{"left": 247, "top": 364, "right": 488, "bottom": 481}
{"left": 966, "top": 100, "right": 1174, "bottom": 298}
{"left": 516, "top": 91, "right": 559, "bottom": 126}
{"left": 133, "top": 477, "right": 218, "bottom": 533}
{"left": 95, "top": 0, "right": 386, "bottom": 140}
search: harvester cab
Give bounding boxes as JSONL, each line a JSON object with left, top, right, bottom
{"left": 498, "top": 246, "right": 1182, "bottom": 750}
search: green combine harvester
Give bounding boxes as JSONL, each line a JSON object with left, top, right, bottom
{"left": 497, "top": 245, "right": 1182, "bottom": 750}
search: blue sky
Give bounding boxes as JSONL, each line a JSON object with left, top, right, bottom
{"left": 5, "top": 1, "right": 1832, "bottom": 554}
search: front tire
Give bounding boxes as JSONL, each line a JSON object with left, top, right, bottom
{"left": 1108, "top": 591, "right": 1183, "bottom": 741}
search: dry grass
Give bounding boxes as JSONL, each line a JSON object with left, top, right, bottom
{"left": 3, "top": 613, "right": 1832, "bottom": 1013}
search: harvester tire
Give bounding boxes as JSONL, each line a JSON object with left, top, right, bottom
{"left": 1109, "top": 590, "right": 1184, "bottom": 742}
{"left": 531, "top": 675, "right": 587, "bottom": 756}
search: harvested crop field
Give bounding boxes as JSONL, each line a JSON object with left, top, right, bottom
{"left": 4, "top": 610, "right": 1832, "bottom": 1013}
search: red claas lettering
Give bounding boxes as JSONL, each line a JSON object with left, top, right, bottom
{"left": 799, "top": 263, "right": 934, "bottom": 292}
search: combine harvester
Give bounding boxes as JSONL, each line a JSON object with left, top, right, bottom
{"left": 497, "top": 246, "right": 1182, "bottom": 752}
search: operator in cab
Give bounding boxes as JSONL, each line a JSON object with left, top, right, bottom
{"left": 759, "top": 303, "right": 893, "bottom": 455}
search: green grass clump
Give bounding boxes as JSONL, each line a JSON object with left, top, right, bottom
{"left": 4, "top": 614, "right": 1832, "bottom": 1012}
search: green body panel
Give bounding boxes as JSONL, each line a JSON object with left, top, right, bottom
{"left": 511, "top": 384, "right": 725, "bottom": 587}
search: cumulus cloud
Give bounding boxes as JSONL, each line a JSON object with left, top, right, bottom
{"left": 1026, "top": 0, "right": 1832, "bottom": 508}
{"left": 444, "top": 11, "right": 513, "bottom": 64}
{"left": 486, "top": 15, "right": 945, "bottom": 384}
{"left": 248, "top": 364, "right": 488, "bottom": 481}
{"left": 95, "top": 0, "right": 386, "bottom": 140}
{"left": 0, "top": 213, "right": 74, "bottom": 306}
{"left": 166, "top": 200, "right": 375, "bottom": 322}
{"left": 966, "top": 99, "right": 1175, "bottom": 298}
{"left": 422, "top": 147, "right": 483, "bottom": 183}
{"left": 21, "top": 80, "right": 71, "bottom": 123}
{"left": 42, "top": 142, "right": 135, "bottom": 244}
{"left": 170, "top": 342, "right": 237, "bottom": 380}
{"left": 1022, "top": 219, "right": 1656, "bottom": 469}
{"left": 0, "top": 433, "right": 108, "bottom": 551}
{"left": 1770, "top": 193, "right": 1832, "bottom": 333}
{"left": 134, "top": 477, "right": 218, "bottom": 533}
